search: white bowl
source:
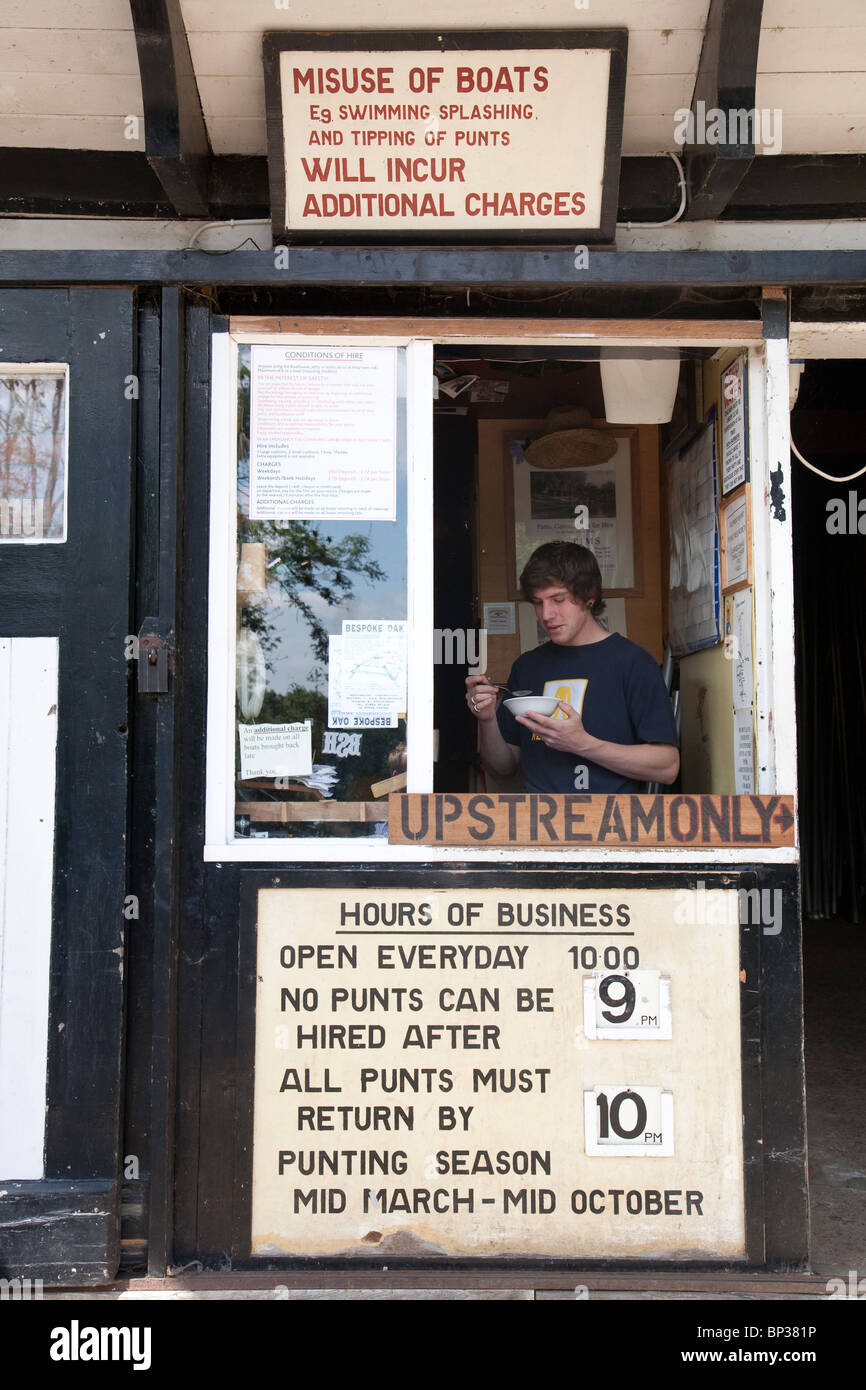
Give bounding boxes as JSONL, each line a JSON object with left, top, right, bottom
{"left": 503, "top": 696, "right": 560, "bottom": 717}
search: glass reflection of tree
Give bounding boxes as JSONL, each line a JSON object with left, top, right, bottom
{"left": 237, "top": 359, "right": 386, "bottom": 664}
{"left": 236, "top": 354, "right": 399, "bottom": 824}
{"left": 0, "top": 375, "right": 65, "bottom": 534}
{"left": 242, "top": 519, "right": 385, "bottom": 664}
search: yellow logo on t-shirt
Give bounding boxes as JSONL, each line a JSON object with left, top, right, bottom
{"left": 542, "top": 678, "right": 588, "bottom": 718}
{"left": 529, "top": 679, "right": 588, "bottom": 740}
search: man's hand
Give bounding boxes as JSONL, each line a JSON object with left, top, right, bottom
{"left": 465, "top": 672, "right": 500, "bottom": 723}
{"left": 518, "top": 701, "right": 679, "bottom": 785}
{"left": 516, "top": 700, "right": 594, "bottom": 754}
{"left": 465, "top": 672, "right": 520, "bottom": 776}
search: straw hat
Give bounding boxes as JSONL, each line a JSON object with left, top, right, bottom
{"left": 523, "top": 406, "right": 618, "bottom": 469}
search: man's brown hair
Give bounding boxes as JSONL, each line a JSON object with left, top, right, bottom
{"left": 519, "top": 541, "right": 606, "bottom": 617}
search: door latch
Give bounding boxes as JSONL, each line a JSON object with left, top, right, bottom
{"left": 137, "top": 617, "right": 175, "bottom": 694}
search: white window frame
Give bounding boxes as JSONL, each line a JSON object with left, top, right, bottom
{"left": 205, "top": 327, "right": 796, "bottom": 865}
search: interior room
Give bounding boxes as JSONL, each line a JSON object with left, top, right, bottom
{"left": 234, "top": 337, "right": 762, "bottom": 834}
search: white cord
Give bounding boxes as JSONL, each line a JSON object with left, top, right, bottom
{"left": 791, "top": 435, "right": 866, "bottom": 483}
{"left": 617, "top": 152, "right": 687, "bottom": 229}
{"left": 187, "top": 218, "right": 271, "bottom": 249}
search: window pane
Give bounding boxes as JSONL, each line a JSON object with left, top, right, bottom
{"left": 234, "top": 344, "right": 408, "bottom": 839}
{"left": 0, "top": 370, "right": 67, "bottom": 542}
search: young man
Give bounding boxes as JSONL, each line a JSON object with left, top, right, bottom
{"left": 466, "top": 541, "right": 679, "bottom": 793}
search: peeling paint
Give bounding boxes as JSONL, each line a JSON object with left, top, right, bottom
{"left": 769, "top": 464, "right": 787, "bottom": 521}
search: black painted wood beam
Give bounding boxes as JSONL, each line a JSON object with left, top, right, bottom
{"left": 683, "top": 0, "right": 765, "bottom": 221}
{"left": 0, "top": 247, "right": 864, "bottom": 288}
{"left": 3, "top": 152, "right": 865, "bottom": 224}
{"left": 129, "top": 0, "right": 211, "bottom": 217}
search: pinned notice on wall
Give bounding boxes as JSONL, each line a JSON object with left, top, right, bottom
{"left": 249, "top": 344, "right": 397, "bottom": 522}
{"left": 328, "top": 620, "right": 407, "bottom": 729}
{"left": 721, "top": 355, "right": 748, "bottom": 497}
{"left": 733, "top": 712, "right": 756, "bottom": 795}
{"left": 250, "top": 886, "right": 746, "bottom": 1260}
{"left": 238, "top": 722, "right": 313, "bottom": 780}
{"left": 729, "top": 589, "right": 753, "bottom": 713}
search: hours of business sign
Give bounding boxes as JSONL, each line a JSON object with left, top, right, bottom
{"left": 250, "top": 887, "right": 746, "bottom": 1258}
{"left": 263, "top": 31, "right": 627, "bottom": 241}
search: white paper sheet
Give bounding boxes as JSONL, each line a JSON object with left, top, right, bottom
{"left": 733, "top": 711, "right": 755, "bottom": 794}
{"left": 249, "top": 344, "right": 397, "bottom": 521}
{"left": 730, "top": 589, "right": 754, "bottom": 712}
{"left": 327, "top": 622, "right": 407, "bottom": 729}
{"left": 483, "top": 602, "right": 516, "bottom": 636}
{"left": 721, "top": 355, "right": 748, "bottom": 495}
{"left": 723, "top": 492, "right": 749, "bottom": 588}
{"left": 238, "top": 722, "right": 312, "bottom": 780}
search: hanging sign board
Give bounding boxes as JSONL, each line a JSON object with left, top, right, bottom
{"left": 389, "top": 793, "right": 795, "bottom": 848}
{"left": 263, "top": 30, "right": 627, "bottom": 242}
{"left": 250, "top": 886, "right": 746, "bottom": 1259}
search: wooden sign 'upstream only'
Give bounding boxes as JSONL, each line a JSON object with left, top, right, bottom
{"left": 389, "top": 794, "right": 796, "bottom": 848}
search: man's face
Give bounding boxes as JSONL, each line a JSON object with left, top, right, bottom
{"left": 531, "top": 584, "right": 595, "bottom": 646}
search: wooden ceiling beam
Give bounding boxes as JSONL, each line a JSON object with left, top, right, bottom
{"left": 683, "top": 0, "right": 765, "bottom": 222}
{"left": 129, "top": 0, "right": 211, "bottom": 217}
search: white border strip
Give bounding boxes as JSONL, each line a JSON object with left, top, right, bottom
{"left": 0, "top": 637, "right": 58, "bottom": 1178}
{"left": 405, "top": 340, "right": 434, "bottom": 792}
{"left": 762, "top": 336, "right": 798, "bottom": 800}
{"left": 205, "top": 333, "right": 238, "bottom": 848}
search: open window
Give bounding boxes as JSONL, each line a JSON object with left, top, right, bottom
{"left": 205, "top": 320, "right": 794, "bottom": 861}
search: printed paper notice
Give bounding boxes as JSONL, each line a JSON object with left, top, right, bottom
{"left": 249, "top": 344, "right": 397, "bottom": 521}
{"left": 238, "top": 722, "right": 312, "bottom": 780}
{"left": 730, "top": 588, "right": 754, "bottom": 712}
{"left": 723, "top": 492, "right": 749, "bottom": 589}
{"left": 721, "top": 356, "right": 748, "bottom": 496}
{"left": 328, "top": 621, "right": 407, "bottom": 729}
{"left": 734, "top": 711, "right": 755, "bottom": 794}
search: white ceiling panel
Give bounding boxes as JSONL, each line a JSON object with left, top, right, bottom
{"left": 759, "top": 27, "right": 866, "bottom": 73}
{"left": 0, "top": 0, "right": 134, "bottom": 26}
{"left": 180, "top": 1, "right": 711, "bottom": 32}
{"left": 0, "top": 30, "right": 139, "bottom": 74}
{"left": 762, "top": 0, "right": 866, "bottom": 25}
{"left": 0, "top": 2, "right": 863, "bottom": 161}
{"left": 206, "top": 116, "right": 267, "bottom": 157}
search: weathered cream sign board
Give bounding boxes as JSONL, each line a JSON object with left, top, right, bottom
{"left": 276, "top": 47, "right": 612, "bottom": 233}
{"left": 251, "top": 888, "right": 745, "bottom": 1259}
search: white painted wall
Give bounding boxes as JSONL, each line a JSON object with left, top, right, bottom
{"left": 0, "top": 637, "right": 59, "bottom": 1179}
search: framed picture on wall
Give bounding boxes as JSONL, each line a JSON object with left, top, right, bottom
{"left": 720, "top": 486, "right": 751, "bottom": 593}
{"left": 660, "top": 360, "right": 703, "bottom": 461}
{"left": 511, "top": 427, "right": 641, "bottom": 596}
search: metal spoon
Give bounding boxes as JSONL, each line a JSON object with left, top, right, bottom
{"left": 479, "top": 682, "right": 532, "bottom": 696}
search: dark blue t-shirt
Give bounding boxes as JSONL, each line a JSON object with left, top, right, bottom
{"left": 496, "top": 633, "right": 678, "bottom": 793}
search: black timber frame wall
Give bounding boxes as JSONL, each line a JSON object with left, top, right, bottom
{"left": 165, "top": 305, "right": 808, "bottom": 1273}
{"left": 0, "top": 290, "right": 135, "bottom": 1283}
{"left": 0, "top": 278, "right": 820, "bottom": 1279}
